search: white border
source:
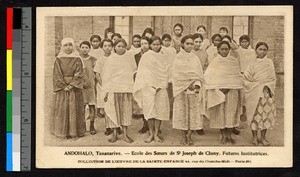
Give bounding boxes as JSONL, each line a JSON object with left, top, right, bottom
{"left": 36, "top": 6, "right": 293, "bottom": 168}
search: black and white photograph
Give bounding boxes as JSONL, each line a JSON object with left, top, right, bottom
{"left": 36, "top": 6, "right": 293, "bottom": 168}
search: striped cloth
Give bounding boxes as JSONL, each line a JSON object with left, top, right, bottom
{"left": 208, "top": 89, "right": 241, "bottom": 129}
{"left": 173, "top": 91, "right": 203, "bottom": 130}
{"left": 105, "top": 93, "right": 133, "bottom": 128}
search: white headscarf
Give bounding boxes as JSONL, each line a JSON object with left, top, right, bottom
{"left": 57, "top": 37, "right": 84, "bottom": 67}
{"left": 57, "top": 37, "right": 79, "bottom": 58}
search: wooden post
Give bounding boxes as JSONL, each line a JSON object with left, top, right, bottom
{"left": 207, "top": 16, "right": 212, "bottom": 39}
{"left": 248, "top": 16, "right": 254, "bottom": 48}
{"left": 109, "top": 16, "right": 115, "bottom": 31}
{"left": 152, "top": 16, "right": 156, "bottom": 34}
{"left": 128, "top": 16, "right": 133, "bottom": 48}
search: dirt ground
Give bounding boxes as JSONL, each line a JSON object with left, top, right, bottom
{"left": 44, "top": 107, "right": 284, "bottom": 147}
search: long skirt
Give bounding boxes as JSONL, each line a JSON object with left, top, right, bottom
{"left": 51, "top": 88, "right": 86, "bottom": 138}
{"left": 106, "top": 93, "right": 133, "bottom": 128}
{"left": 208, "top": 89, "right": 241, "bottom": 129}
{"left": 173, "top": 91, "right": 203, "bottom": 130}
{"left": 250, "top": 95, "right": 276, "bottom": 130}
{"left": 141, "top": 86, "right": 170, "bottom": 121}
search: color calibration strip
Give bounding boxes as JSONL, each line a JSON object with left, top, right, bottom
{"left": 7, "top": 7, "right": 13, "bottom": 172}
{"left": 6, "top": 7, "right": 32, "bottom": 171}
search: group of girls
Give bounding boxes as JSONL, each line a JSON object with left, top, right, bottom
{"left": 51, "top": 24, "right": 276, "bottom": 146}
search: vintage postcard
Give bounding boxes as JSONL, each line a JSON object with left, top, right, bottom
{"left": 36, "top": 6, "right": 293, "bottom": 168}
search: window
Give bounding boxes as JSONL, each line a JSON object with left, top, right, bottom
{"left": 233, "top": 16, "right": 249, "bottom": 43}
{"left": 114, "top": 16, "right": 130, "bottom": 44}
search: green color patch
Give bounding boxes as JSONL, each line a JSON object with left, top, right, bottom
{"left": 6, "top": 91, "right": 12, "bottom": 132}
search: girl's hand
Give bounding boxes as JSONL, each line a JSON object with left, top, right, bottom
{"left": 195, "top": 85, "right": 200, "bottom": 93}
{"left": 64, "top": 85, "right": 73, "bottom": 92}
{"left": 263, "top": 86, "right": 271, "bottom": 99}
{"left": 156, "top": 88, "right": 161, "bottom": 94}
{"left": 63, "top": 87, "right": 70, "bottom": 92}
{"left": 104, "top": 93, "right": 108, "bottom": 102}
{"left": 188, "top": 84, "right": 195, "bottom": 91}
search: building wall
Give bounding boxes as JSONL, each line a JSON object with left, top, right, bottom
{"left": 45, "top": 16, "right": 56, "bottom": 78}
{"left": 210, "top": 16, "right": 233, "bottom": 36}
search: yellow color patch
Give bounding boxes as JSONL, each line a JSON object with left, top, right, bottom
{"left": 7, "top": 50, "right": 12, "bottom": 90}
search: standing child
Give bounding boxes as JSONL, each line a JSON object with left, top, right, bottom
{"left": 219, "top": 26, "right": 229, "bottom": 37}
{"left": 94, "top": 39, "right": 114, "bottom": 136}
{"left": 142, "top": 27, "right": 155, "bottom": 39}
{"left": 221, "top": 35, "right": 244, "bottom": 135}
{"left": 172, "top": 35, "right": 205, "bottom": 146}
{"left": 134, "top": 36, "right": 170, "bottom": 143}
{"left": 219, "top": 27, "right": 239, "bottom": 51}
{"left": 196, "top": 25, "right": 210, "bottom": 50}
{"left": 80, "top": 41, "right": 97, "bottom": 135}
{"left": 89, "top": 35, "right": 104, "bottom": 60}
{"left": 51, "top": 37, "right": 85, "bottom": 139}
{"left": 162, "top": 33, "right": 177, "bottom": 58}
{"left": 104, "top": 27, "right": 114, "bottom": 40}
{"left": 236, "top": 35, "right": 256, "bottom": 126}
{"left": 133, "top": 37, "right": 151, "bottom": 134}
{"left": 204, "top": 41, "right": 243, "bottom": 145}
{"left": 89, "top": 35, "right": 104, "bottom": 118}
{"left": 102, "top": 38, "right": 135, "bottom": 143}
{"left": 171, "top": 23, "right": 184, "bottom": 53}
{"left": 237, "top": 35, "right": 256, "bottom": 73}
{"left": 191, "top": 33, "right": 209, "bottom": 136}
{"left": 162, "top": 33, "right": 177, "bottom": 120}
{"left": 221, "top": 35, "right": 239, "bottom": 58}
{"left": 206, "top": 34, "right": 222, "bottom": 64}
{"left": 243, "top": 42, "right": 276, "bottom": 146}
{"left": 111, "top": 33, "right": 122, "bottom": 44}
{"left": 192, "top": 33, "right": 209, "bottom": 73}
{"left": 128, "top": 34, "right": 142, "bottom": 55}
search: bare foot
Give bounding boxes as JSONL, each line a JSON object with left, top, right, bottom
{"left": 187, "top": 138, "right": 194, "bottom": 146}
{"left": 70, "top": 137, "right": 78, "bottom": 141}
{"left": 251, "top": 138, "right": 259, "bottom": 146}
{"left": 221, "top": 137, "right": 226, "bottom": 144}
{"left": 90, "top": 127, "right": 96, "bottom": 135}
{"left": 144, "top": 134, "right": 154, "bottom": 143}
{"left": 196, "top": 129, "right": 205, "bottom": 135}
{"left": 261, "top": 138, "right": 270, "bottom": 146}
{"left": 227, "top": 138, "right": 236, "bottom": 145}
{"left": 180, "top": 136, "right": 187, "bottom": 145}
{"left": 233, "top": 128, "right": 240, "bottom": 135}
{"left": 108, "top": 135, "right": 117, "bottom": 143}
{"left": 77, "top": 134, "right": 85, "bottom": 138}
{"left": 124, "top": 135, "right": 134, "bottom": 143}
{"left": 154, "top": 134, "right": 163, "bottom": 142}
{"left": 104, "top": 128, "right": 112, "bottom": 136}
{"left": 99, "top": 108, "right": 105, "bottom": 116}
{"left": 139, "top": 125, "right": 149, "bottom": 134}
{"left": 117, "top": 128, "right": 122, "bottom": 135}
